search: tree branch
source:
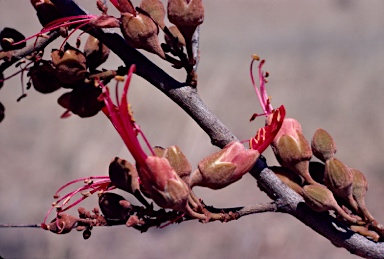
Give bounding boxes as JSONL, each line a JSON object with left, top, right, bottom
{"left": 29, "top": 0, "right": 384, "bottom": 257}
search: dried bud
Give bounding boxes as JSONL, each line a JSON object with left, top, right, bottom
{"left": 164, "top": 25, "right": 186, "bottom": 48}
{"left": 324, "top": 158, "right": 356, "bottom": 212}
{"left": 67, "top": 84, "right": 104, "bottom": 118}
{"left": 167, "top": 0, "right": 204, "bottom": 63}
{"left": 109, "top": 157, "right": 140, "bottom": 194}
{"left": 140, "top": 0, "right": 166, "bottom": 29}
{"left": 190, "top": 141, "right": 259, "bottom": 189}
{"left": 272, "top": 118, "right": 315, "bottom": 184}
{"left": 0, "top": 27, "right": 26, "bottom": 51}
{"left": 29, "top": 61, "right": 62, "bottom": 93}
{"left": 30, "top": 0, "right": 62, "bottom": 26}
{"left": 120, "top": 11, "right": 165, "bottom": 59}
{"left": 311, "top": 128, "right": 337, "bottom": 162}
{"left": 351, "top": 168, "right": 375, "bottom": 222}
{"left": 167, "top": 0, "right": 204, "bottom": 40}
{"left": 98, "top": 192, "right": 131, "bottom": 222}
{"left": 83, "top": 35, "right": 110, "bottom": 71}
{"left": 45, "top": 214, "right": 78, "bottom": 234}
{"left": 269, "top": 166, "right": 303, "bottom": 195}
{"left": 51, "top": 45, "right": 87, "bottom": 85}
{"left": 302, "top": 184, "right": 357, "bottom": 223}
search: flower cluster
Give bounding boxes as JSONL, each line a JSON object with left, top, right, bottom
{"left": 248, "top": 60, "right": 384, "bottom": 241}
{"left": 39, "top": 61, "right": 285, "bottom": 236}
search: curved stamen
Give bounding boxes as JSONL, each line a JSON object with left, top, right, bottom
{"left": 250, "top": 57, "right": 273, "bottom": 116}
{"left": 11, "top": 15, "right": 97, "bottom": 47}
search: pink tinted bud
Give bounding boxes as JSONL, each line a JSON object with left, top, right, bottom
{"left": 190, "top": 141, "right": 259, "bottom": 189}
{"left": 271, "top": 118, "right": 315, "bottom": 184}
{"left": 140, "top": 156, "right": 190, "bottom": 212}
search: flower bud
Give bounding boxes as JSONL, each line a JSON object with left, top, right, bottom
{"left": 272, "top": 118, "right": 315, "bottom": 184}
{"left": 324, "top": 158, "right": 357, "bottom": 212}
{"left": 164, "top": 25, "right": 186, "bottom": 48}
{"left": 51, "top": 45, "right": 87, "bottom": 85}
{"left": 189, "top": 141, "right": 259, "bottom": 189}
{"left": 302, "top": 184, "right": 357, "bottom": 223}
{"left": 29, "top": 61, "right": 62, "bottom": 93}
{"left": 140, "top": 156, "right": 190, "bottom": 212}
{"left": 140, "top": 0, "right": 166, "bottom": 29}
{"left": 351, "top": 168, "right": 375, "bottom": 222}
{"left": 311, "top": 128, "right": 337, "bottom": 162}
{"left": 167, "top": 0, "right": 204, "bottom": 39}
{"left": 269, "top": 166, "right": 303, "bottom": 195}
{"left": 44, "top": 214, "right": 78, "bottom": 234}
{"left": 120, "top": 11, "right": 165, "bottom": 59}
{"left": 98, "top": 192, "right": 131, "bottom": 222}
{"left": 83, "top": 35, "right": 110, "bottom": 72}
{"left": 167, "top": 0, "right": 204, "bottom": 63}
{"left": 154, "top": 145, "right": 192, "bottom": 183}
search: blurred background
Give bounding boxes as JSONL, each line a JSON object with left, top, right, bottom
{"left": 1, "top": 0, "right": 384, "bottom": 258}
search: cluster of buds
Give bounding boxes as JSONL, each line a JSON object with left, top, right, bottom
{"left": 109, "top": 0, "right": 204, "bottom": 85}
{"left": 40, "top": 62, "right": 286, "bottom": 236}
{"left": 0, "top": 22, "right": 113, "bottom": 119}
{"left": 249, "top": 56, "right": 383, "bottom": 241}
{"left": 34, "top": 40, "right": 109, "bottom": 118}
{"left": 0, "top": 0, "right": 206, "bottom": 123}
{"left": 271, "top": 121, "right": 384, "bottom": 241}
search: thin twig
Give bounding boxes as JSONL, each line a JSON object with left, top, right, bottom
{"left": 0, "top": 31, "right": 60, "bottom": 73}
{"left": 0, "top": 224, "right": 41, "bottom": 228}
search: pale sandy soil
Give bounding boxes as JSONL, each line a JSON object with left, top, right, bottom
{"left": 1, "top": 1, "right": 384, "bottom": 258}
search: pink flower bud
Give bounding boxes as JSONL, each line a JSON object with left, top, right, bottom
{"left": 190, "top": 141, "right": 259, "bottom": 189}
{"left": 271, "top": 118, "right": 315, "bottom": 184}
{"left": 140, "top": 156, "right": 191, "bottom": 212}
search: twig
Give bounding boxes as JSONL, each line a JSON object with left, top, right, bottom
{"left": 24, "top": 1, "right": 384, "bottom": 257}
{"left": 0, "top": 31, "right": 60, "bottom": 73}
{"left": 0, "top": 224, "right": 41, "bottom": 228}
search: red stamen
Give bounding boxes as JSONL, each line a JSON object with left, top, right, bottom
{"left": 11, "top": 15, "right": 96, "bottom": 47}
{"left": 250, "top": 57, "right": 274, "bottom": 116}
{"left": 101, "top": 65, "right": 150, "bottom": 167}
{"left": 43, "top": 177, "right": 112, "bottom": 225}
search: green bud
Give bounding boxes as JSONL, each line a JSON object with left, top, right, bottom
{"left": 311, "top": 128, "right": 337, "bottom": 162}
{"left": 302, "top": 184, "right": 357, "bottom": 224}
{"left": 324, "top": 158, "right": 352, "bottom": 198}
{"left": 351, "top": 168, "right": 375, "bottom": 222}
